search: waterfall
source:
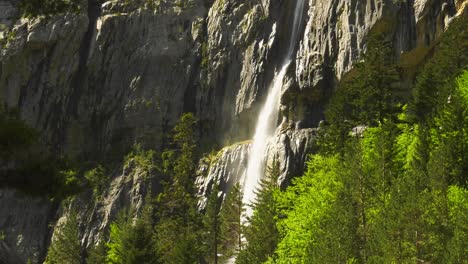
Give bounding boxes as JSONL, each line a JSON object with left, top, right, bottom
{"left": 242, "top": 0, "right": 306, "bottom": 218}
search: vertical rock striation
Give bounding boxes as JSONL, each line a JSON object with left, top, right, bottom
{"left": 291, "top": 0, "right": 464, "bottom": 127}
{"left": 0, "top": 189, "right": 53, "bottom": 263}
{"left": 197, "top": 127, "right": 316, "bottom": 208}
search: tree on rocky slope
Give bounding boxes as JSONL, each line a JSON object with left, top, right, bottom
{"left": 155, "top": 113, "right": 203, "bottom": 263}
{"left": 45, "top": 210, "right": 81, "bottom": 264}
{"left": 86, "top": 240, "right": 107, "bottom": 264}
{"left": 19, "top": 0, "right": 83, "bottom": 17}
{"left": 219, "top": 183, "right": 244, "bottom": 260}
{"left": 106, "top": 197, "right": 158, "bottom": 264}
{"left": 202, "top": 181, "right": 222, "bottom": 264}
{"left": 324, "top": 33, "right": 402, "bottom": 153}
{"left": 237, "top": 159, "right": 280, "bottom": 264}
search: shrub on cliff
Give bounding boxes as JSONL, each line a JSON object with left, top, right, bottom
{"left": 19, "top": 0, "right": 83, "bottom": 17}
{"left": 45, "top": 211, "right": 81, "bottom": 264}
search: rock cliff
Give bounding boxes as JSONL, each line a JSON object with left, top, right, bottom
{"left": 197, "top": 127, "right": 316, "bottom": 209}
{"left": 0, "top": 189, "right": 52, "bottom": 263}
{"left": 0, "top": 0, "right": 465, "bottom": 262}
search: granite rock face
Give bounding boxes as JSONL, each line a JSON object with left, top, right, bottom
{"left": 0, "top": 241, "right": 23, "bottom": 264}
{"left": 265, "top": 127, "right": 317, "bottom": 187}
{"left": 291, "top": 0, "right": 465, "bottom": 127}
{"left": 197, "top": 127, "right": 316, "bottom": 208}
{"left": 0, "top": 0, "right": 18, "bottom": 34}
{"left": 0, "top": 189, "right": 53, "bottom": 263}
{"left": 53, "top": 156, "right": 156, "bottom": 250}
{"left": 197, "top": 141, "right": 250, "bottom": 208}
{"left": 0, "top": 0, "right": 206, "bottom": 159}
{"left": 1, "top": 0, "right": 464, "bottom": 154}
{"left": 0, "top": 0, "right": 465, "bottom": 262}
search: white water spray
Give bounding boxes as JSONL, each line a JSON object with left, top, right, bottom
{"left": 242, "top": 0, "right": 306, "bottom": 217}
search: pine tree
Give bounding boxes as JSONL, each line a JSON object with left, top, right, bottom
{"left": 155, "top": 113, "right": 203, "bottom": 263}
{"left": 323, "top": 34, "right": 403, "bottom": 156}
{"left": 271, "top": 17, "right": 468, "bottom": 264}
{"left": 45, "top": 210, "right": 81, "bottom": 264}
{"left": 411, "top": 16, "right": 468, "bottom": 123}
{"left": 237, "top": 159, "right": 280, "bottom": 264}
{"left": 106, "top": 196, "right": 157, "bottom": 264}
{"left": 219, "top": 183, "right": 244, "bottom": 260}
{"left": 326, "top": 33, "right": 402, "bottom": 127}
{"left": 273, "top": 154, "right": 353, "bottom": 263}
{"left": 202, "top": 181, "right": 222, "bottom": 263}
{"left": 445, "top": 185, "right": 468, "bottom": 263}
{"left": 87, "top": 240, "right": 107, "bottom": 264}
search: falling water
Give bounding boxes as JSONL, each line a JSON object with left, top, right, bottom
{"left": 242, "top": 0, "right": 306, "bottom": 217}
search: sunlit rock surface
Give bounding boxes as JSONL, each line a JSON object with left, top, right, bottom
{"left": 197, "top": 127, "right": 316, "bottom": 208}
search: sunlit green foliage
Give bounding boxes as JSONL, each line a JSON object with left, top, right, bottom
{"left": 271, "top": 19, "right": 468, "bottom": 264}
{"left": 124, "top": 143, "right": 156, "bottom": 175}
{"left": 446, "top": 185, "right": 468, "bottom": 262}
{"left": 273, "top": 155, "right": 348, "bottom": 263}
{"left": 84, "top": 165, "right": 110, "bottom": 198}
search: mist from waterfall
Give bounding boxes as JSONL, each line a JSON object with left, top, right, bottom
{"left": 242, "top": 0, "right": 306, "bottom": 218}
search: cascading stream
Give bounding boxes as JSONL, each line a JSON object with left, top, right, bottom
{"left": 242, "top": 0, "right": 306, "bottom": 218}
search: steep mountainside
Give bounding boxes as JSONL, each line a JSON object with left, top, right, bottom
{"left": 0, "top": 0, "right": 466, "bottom": 262}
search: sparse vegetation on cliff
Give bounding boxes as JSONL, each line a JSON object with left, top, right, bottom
{"left": 19, "top": 0, "right": 83, "bottom": 17}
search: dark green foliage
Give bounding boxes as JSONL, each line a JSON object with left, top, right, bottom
{"left": 155, "top": 113, "right": 203, "bottom": 263}
{"left": 323, "top": 33, "right": 403, "bottom": 154}
{"left": 237, "top": 159, "right": 280, "bottom": 264}
{"left": 106, "top": 199, "right": 158, "bottom": 264}
{"left": 160, "top": 113, "right": 197, "bottom": 190}
{"left": 0, "top": 157, "right": 80, "bottom": 200}
{"left": 429, "top": 70, "right": 468, "bottom": 187}
{"left": 0, "top": 106, "right": 37, "bottom": 159}
{"left": 87, "top": 240, "right": 107, "bottom": 264}
{"left": 219, "top": 183, "right": 244, "bottom": 260}
{"left": 202, "top": 182, "right": 222, "bottom": 264}
{"left": 0, "top": 106, "right": 80, "bottom": 199}
{"left": 326, "top": 34, "right": 403, "bottom": 127}
{"left": 83, "top": 113, "right": 203, "bottom": 264}
{"left": 19, "top": 0, "right": 84, "bottom": 17}
{"left": 411, "top": 16, "right": 468, "bottom": 123}
{"left": 45, "top": 210, "right": 81, "bottom": 264}
{"left": 272, "top": 20, "right": 468, "bottom": 264}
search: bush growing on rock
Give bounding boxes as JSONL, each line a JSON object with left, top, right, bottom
{"left": 19, "top": 0, "right": 84, "bottom": 17}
